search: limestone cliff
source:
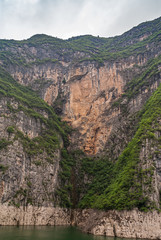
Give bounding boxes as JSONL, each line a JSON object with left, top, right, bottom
{"left": 1, "top": 17, "right": 160, "bottom": 156}
{"left": 0, "top": 98, "right": 60, "bottom": 207}
{"left": 0, "top": 16, "right": 161, "bottom": 239}
{"left": 4, "top": 46, "right": 161, "bottom": 157}
{"left": 0, "top": 69, "right": 70, "bottom": 209}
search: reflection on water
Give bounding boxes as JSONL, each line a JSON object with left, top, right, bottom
{"left": 0, "top": 226, "right": 133, "bottom": 240}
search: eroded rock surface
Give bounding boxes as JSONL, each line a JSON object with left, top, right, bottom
{"left": 74, "top": 209, "right": 161, "bottom": 239}
{"left": 0, "top": 205, "right": 70, "bottom": 225}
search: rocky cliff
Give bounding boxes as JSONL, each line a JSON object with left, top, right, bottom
{"left": 0, "top": 68, "right": 71, "bottom": 209}
{"left": 1, "top": 17, "right": 161, "bottom": 157}
{"left": 0, "top": 16, "right": 161, "bottom": 238}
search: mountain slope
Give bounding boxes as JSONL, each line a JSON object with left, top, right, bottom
{"left": 0, "top": 16, "right": 160, "bottom": 156}
{"left": 0, "top": 16, "right": 161, "bottom": 216}
{"left": 0, "top": 16, "right": 161, "bottom": 66}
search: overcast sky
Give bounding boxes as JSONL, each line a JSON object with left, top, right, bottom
{"left": 0, "top": 0, "right": 161, "bottom": 40}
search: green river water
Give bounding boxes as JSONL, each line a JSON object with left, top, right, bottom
{"left": 0, "top": 226, "right": 124, "bottom": 240}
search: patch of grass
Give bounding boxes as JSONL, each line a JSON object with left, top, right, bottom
{"left": 0, "top": 138, "right": 11, "bottom": 150}
{"left": 7, "top": 126, "right": 15, "bottom": 134}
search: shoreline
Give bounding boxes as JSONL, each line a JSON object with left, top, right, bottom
{"left": 0, "top": 205, "right": 160, "bottom": 239}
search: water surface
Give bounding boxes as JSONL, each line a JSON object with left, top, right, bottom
{"left": 0, "top": 226, "right": 140, "bottom": 240}
{"left": 0, "top": 226, "right": 109, "bottom": 240}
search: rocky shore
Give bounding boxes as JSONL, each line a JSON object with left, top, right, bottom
{"left": 0, "top": 205, "right": 160, "bottom": 239}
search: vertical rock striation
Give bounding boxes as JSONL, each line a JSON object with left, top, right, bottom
{"left": 0, "top": 17, "right": 161, "bottom": 239}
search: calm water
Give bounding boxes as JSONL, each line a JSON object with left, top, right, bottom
{"left": 0, "top": 226, "right": 118, "bottom": 240}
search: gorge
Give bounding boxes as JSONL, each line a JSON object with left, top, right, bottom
{"left": 0, "top": 16, "right": 161, "bottom": 239}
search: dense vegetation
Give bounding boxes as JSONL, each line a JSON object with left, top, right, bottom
{"left": 0, "top": 16, "right": 161, "bottom": 66}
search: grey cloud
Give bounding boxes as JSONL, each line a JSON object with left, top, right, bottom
{"left": 0, "top": 0, "right": 160, "bottom": 40}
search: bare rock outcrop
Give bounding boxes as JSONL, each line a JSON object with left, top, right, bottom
{"left": 74, "top": 209, "right": 161, "bottom": 239}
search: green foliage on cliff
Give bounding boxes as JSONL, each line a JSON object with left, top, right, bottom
{"left": 7, "top": 126, "right": 15, "bottom": 134}
{"left": 14, "top": 128, "right": 60, "bottom": 158}
{"left": 0, "top": 138, "right": 12, "bottom": 150}
{"left": 79, "top": 83, "right": 161, "bottom": 211}
{"left": 0, "top": 66, "right": 73, "bottom": 207}
{"left": 111, "top": 54, "right": 161, "bottom": 109}
{"left": 0, "top": 17, "right": 161, "bottom": 66}
{"left": 0, "top": 67, "right": 73, "bottom": 173}
{"left": 56, "top": 148, "right": 74, "bottom": 208}
{"left": 0, "top": 67, "right": 70, "bottom": 147}
{"left": 124, "top": 55, "right": 161, "bottom": 101}
{"left": 0, "top": 17, "right": 161, "bottom": 211}
{"left": 47, "top": 65, "right": 161, "bottom": 210}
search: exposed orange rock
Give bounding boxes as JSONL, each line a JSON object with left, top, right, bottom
{"left": 10, "top": 57, "right": 152, "bottom": 155}
{"left": 63, "top": 63, "right": 124, "bottom": 154}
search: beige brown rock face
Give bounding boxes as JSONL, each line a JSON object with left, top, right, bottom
{"left": 62, "top": 58, "right": 161, "bottom": 155}
{"left": 63, "top": 63, "right": 124, "bottom": 154}
{"left": 1, "top": 206, "right": 160, "bottom": 239}
{"left": 8, "top": 53, "right": 161, "bottom": 156}
{"left": 9, "top": 62, "right": 124, "bottom": 155}
{"left": 74, "top": 209, "right": 161, "bottom": 239}
{"left": 0, "top": 205, "right": 71, "bottom": 225}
